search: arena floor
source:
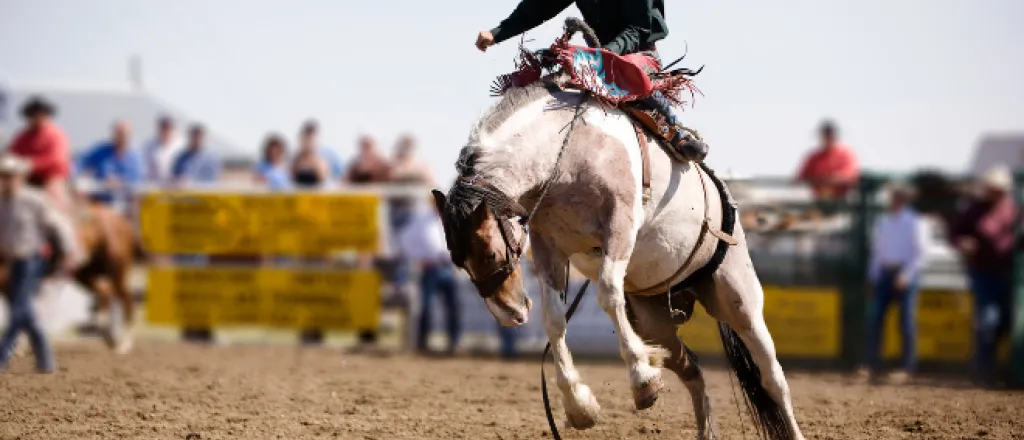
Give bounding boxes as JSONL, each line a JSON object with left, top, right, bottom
{"left": 1, "top": 341, "right": 1021, "bottom": 440}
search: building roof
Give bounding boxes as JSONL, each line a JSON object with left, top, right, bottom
{"left": 969, "top": 133, "right": 1024, "bottom": 176}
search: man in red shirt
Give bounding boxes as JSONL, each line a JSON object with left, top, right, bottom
{"left": 797, "top": 120, "right": 860, "bottom": 199}
{"left": 6, "top": 97, "right": 72, "bottom": 213}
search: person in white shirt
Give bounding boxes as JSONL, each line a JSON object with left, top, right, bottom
{"left": 142, "top": 116, "right": 182, "bottom": 187}
{"left": 395, "top": 202, "right": 460, "bottom": 355}
{"left": 861, "top": 183, "right": 927, "bottom": 383}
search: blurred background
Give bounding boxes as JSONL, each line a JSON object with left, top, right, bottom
{"left": 1, "top": 0, "right": 1022, "bottom": 388}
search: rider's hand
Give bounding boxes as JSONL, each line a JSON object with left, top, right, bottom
{"left": 476, "top": 31, "right": 495, "bottom": 52}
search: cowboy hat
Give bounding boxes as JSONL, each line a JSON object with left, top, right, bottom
{"left": 886, "top": 180, "right": 915, "bottom": 198}
{"left": 20, "top": 96, "right": 56, "bottom": 118}
{"left": 0, "top": 153, "right": 31, "bottom": 175}
{"left": 980, "top": 165, "right": 1013, "bottom": 191}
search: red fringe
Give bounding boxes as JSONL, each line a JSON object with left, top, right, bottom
{"left": 490, "top": 33, "right": 701, "bottom": 111}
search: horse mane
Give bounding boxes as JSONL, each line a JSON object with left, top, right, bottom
{"left": 442, "top": 81, "right": 572, "bottom": 256}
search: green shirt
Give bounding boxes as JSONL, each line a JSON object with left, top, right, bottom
{"left": 490, "top": 0, "right": 669, "bottom": 55}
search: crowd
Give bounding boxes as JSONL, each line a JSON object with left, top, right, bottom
{"left": 794, "top": 119, "right": 1016, "bottom": 387}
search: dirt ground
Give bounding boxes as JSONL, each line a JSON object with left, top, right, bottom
{"left": 0, "top": 341, "right": 1021, "bottom": 440}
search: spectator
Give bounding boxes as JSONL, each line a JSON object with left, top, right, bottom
{"left": 0, "top": 153, "right": 80, "bottom": 374}
{"left": 860, "top": 183, "right": 926, "bottom": 384}
{"left": 345, "top": 135, "right": 391, "bottom": 184}
{"left": 76, "top": 120, "right": 144, "bottom": 209}
{"left": 796, "top": 120, "right": 860, "bottom": 200}
{"left": 291, "top": 133, "right": 330, "bottom": 189}
{"left": 6, "top": 96, "right": 73, "bottom": 212}
{"left": 389, "top": 134, "right": 435, "bottom": 186}
{"left": 142, "top": 115, "right": 182, "bottom": 187}
{"left": 172, "top": 124, "right": 220, "bottom": 185}
{"left": 396, "top": 201, "right": 460, "bottom": 355}
{"left": 253, "top": 134, "right": 291, "bottom": 190}
{"left": 298, "top": 120, "right": 345, "bottom": 181}
{"left": 950, "top": 165, "right": 1018, "bottom": 385}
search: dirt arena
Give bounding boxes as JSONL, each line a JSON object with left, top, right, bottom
{"left": 0, "top": 341, "right": 1021, "bottom": 440}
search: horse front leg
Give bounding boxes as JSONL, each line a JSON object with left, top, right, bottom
{"left": 598, "top": 239, "right": 666, "bottom": 410}
{"left": 532, "top": 237, "right": 601, "bottom": 430}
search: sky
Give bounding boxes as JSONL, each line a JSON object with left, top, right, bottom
{"left": 1, "top": 0, "right": 1022, "bottom": 185}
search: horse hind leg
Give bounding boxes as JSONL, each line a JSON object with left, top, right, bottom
{"left": 707, "top": 248, "right": 805, "bottom": 440}
{"left": 626, "top": 295, "right": 717, "bottom": 439}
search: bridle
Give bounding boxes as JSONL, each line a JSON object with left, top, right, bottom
{"left": 448, "top": 175, "right": 527, "bottom": 298}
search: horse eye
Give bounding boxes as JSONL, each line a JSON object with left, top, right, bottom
{"left": 485, "top": 252, "right": 498, "bottom": 263}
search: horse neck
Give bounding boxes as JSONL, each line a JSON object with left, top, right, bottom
{"left": 471, "top": 98, "right": 580, "bottom": 210}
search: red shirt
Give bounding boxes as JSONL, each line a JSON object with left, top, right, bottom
{"left": 7, "top": 121, "right": 71, "bottom": 184}
{"left": 797, "top": 144, "right": 860, "bottom": 198}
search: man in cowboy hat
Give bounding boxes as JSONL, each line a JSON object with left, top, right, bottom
{"left": 950, "top": 165, "right": 1018, "bottom": 385}
{"left": 0, "top": 153, "right": 80, "bottom": 373}
{"left": 6, "top": 96, "right": 73, "bottom": 213}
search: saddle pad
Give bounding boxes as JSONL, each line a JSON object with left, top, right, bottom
{"left": 551, "top": 44, "right": 656, "bottom": 105}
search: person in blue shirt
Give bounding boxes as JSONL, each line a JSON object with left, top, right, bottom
{"left": 253, "top": 134, "right": 291, "bottom": 190}
{"left": 172, "top": 124, "right": 221, "bottom": 185}
{"left": 76, "top": 120, "right": 144, "bottom": 206}
{"left": 299, "top": 120, "right": 345, "bottom": 181}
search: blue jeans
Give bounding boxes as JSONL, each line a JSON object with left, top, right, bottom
{"left": 498, "top": 324, "right": 519, "bottom": 358}
{"left": 0, "top": 256, "right": 54, "bottom": 371}
{"left": 966, "top": 270, "right": 1011, "bottom": 377}
{"left": 417, "top": 264, "right": 460, "bottom": 351}
{"left": 866, "top": 270, "right": 920, "bottom": 372}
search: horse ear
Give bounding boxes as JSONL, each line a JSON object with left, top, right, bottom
{"left": 431, "top": 189, "right": 447, "bottom": 214}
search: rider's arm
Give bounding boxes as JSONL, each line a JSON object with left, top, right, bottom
{"left": 490, "top": 0, "right": 574, "bottom": 45}
{"left": 604, "top": 0, "right": 654, "bottom": 55}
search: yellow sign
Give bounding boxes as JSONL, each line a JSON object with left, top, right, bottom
{"left": 880, "top": 290, "right": 1009, "bottom": 362}
{"left": 139, "top": 192, "right": 380, "bottom": 255}
{"left": 679, "top": 286, "right": 842, "bottom": 358}
{"left": 146, "top": 266, "right": 381, "bottom": 330}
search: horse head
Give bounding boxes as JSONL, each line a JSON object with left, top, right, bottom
{"left": 431, "top": 181, "right": 532, "bottom": 327}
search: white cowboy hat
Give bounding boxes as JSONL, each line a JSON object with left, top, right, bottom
{"left": 0, "top": 153, "right": 31, "bottom": 175}
{"left": 980, "top": 165, "right": 1013, "bottom": 191}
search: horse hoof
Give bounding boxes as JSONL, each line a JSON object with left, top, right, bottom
{"left": 565, "top": 385, "right": 600, "bottom": 430}
{"left": 565, "top": 411, "right": 598, "bottom": 430}
{"left": 114, "top": 338, "right": 134, "bottom": 355}
{"left": 632, "top": 376, "right": 664, "bottom": 411}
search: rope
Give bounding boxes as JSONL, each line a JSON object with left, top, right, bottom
{"left": 523, "top": 92, "right": 589, "bottom": 224}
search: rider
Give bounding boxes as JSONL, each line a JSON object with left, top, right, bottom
{"left": 475, "top": 0, "right": 708, "bottom": 162}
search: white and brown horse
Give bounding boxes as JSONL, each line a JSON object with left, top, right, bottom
{"left": 432, "top": 81, "right": 805, "bottom": 439}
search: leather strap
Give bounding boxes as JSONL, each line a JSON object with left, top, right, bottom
{"left": 632, "top": 122, "right": 652, "bottom": 205}
{"left": 627, "top": 164, "right": 732, "bottom": 296}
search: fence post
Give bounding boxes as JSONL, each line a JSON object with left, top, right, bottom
{"left": 1010, "top": 172, "right": 1024, "bottom": 388}
{"left": 841, "top": 173, "right": 883, "bottom": 368}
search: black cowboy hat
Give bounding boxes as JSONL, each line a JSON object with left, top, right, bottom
{"left": 20, "top": 95, "right": 57, "bottom": 118}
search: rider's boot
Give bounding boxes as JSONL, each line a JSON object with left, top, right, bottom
{"left": 637, "top": 92, "right": 708, "bottom": 163}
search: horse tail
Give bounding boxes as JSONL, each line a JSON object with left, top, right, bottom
{"left": 718, "top": 322, "right": 790, "bottom": 440}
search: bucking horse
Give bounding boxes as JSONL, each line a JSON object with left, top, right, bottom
{"left": 432, "top": 19, "right": 804, "bottom": 440}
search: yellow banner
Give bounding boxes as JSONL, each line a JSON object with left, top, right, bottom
{"left": 678, "top": 286, "right": 842, "bottom": 358}
{"left": 880, "top": 289, "right": 1009, "bottom": 361}
{"left": 146, "top": 266, "right": 381, "bottom": 330}
{"left": 139, "top": 192, "right": 380, "bottom": 255}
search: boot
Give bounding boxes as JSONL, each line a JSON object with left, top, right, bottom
{"left": 633, "top": 92, "right": 709, "bottom": 162}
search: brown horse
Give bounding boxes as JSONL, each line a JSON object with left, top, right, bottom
{"left": 68, "top": 199, "right": 138, "bottom": 353}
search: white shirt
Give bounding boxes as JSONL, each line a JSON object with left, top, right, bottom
{"left": 395, "top": 210, "right": 451, "bottom": 265}
{"left": 869, "top": 207, "right": 928, "bottom": 282}
{"left": 143, "top": 136, "right": 183, "bottom": 186}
